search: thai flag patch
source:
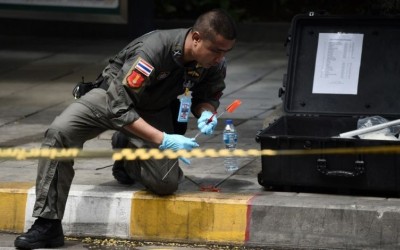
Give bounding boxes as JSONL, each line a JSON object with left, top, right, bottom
{"left": 134, "top": 57, "right": 154, "bottom": 77}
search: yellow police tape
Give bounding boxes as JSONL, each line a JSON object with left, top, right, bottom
{"left": 1, "top": 145, "right": 400, "bottom": 160}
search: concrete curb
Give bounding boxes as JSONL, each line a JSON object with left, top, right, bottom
{"left": 2, "top": 183, "right": 400, "bottom": 249}
{"left": 2, "top": 183, "right": 254, "bottom": 245}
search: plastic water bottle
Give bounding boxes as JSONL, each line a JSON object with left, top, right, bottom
{"left": 223, "top": 119, "right": 238, "bottom": 172}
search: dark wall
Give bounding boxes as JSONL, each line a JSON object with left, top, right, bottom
{"left": 155, "top": 0, "right": 400, "bottom": 22}
{"left": 1, "top": 0, "right": 397, "bottom": 42}
{"left": 0, "top": 1, "right": 155, "bottom": 40}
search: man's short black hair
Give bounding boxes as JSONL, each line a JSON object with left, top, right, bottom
{"left": 193, "top": 9, "right": 237, "bottom": 41}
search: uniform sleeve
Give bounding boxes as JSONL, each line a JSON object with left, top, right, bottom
{"left": 105, "top": 46, "right": 156, "bottom": 128}
{"left": 191, "top": 60, "right": 227, "bottom": 117}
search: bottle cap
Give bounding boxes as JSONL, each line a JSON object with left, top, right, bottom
{"left": 226, "top": 119, "right": 233, "bottom": 124}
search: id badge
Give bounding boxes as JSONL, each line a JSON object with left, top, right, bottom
{"left": 177, "top": 95, "right": 192, "bottom": 123}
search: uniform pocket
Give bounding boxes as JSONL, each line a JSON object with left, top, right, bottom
{"left": 106, "top": 83, "right": 139, "bottom": 128}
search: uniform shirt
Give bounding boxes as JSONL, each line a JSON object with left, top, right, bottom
{"left": 102, "top": 28, "right": 226, "bottom": 127}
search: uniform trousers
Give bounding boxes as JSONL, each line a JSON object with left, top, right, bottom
{"left": 33, "top": 88, "right": 184, "bottom": 220}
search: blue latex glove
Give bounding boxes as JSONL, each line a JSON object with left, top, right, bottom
{"left": 197, "top": 110, "right": 218, "bottom": 135}
{"left": 159, "top": 133, "right": 199, "bottom": 165}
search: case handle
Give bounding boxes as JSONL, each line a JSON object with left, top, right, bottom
{"left": 316, "top": 158, "right": 365, "bottom": 177}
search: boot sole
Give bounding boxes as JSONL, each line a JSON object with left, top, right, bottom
{"left": 15, "top": 235, "right": 64, "bottom": 249}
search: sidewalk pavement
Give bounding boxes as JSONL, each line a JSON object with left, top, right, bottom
{"left": 1, "top": 33, "right": 400, "bottom": 250}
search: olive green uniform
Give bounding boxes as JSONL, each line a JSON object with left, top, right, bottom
{"left": 33, "top": 28, "right": 227, "bottom": 220}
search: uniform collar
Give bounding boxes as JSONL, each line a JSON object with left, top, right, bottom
{"left": 172, "top": 28, "right": 192, "bottom": 67}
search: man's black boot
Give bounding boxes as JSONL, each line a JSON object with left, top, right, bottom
{"left": 14, "top": 217, "right": 64, "bottom": 249}
{"left": 112, "top": 160, "right": 136, "bottom": 185}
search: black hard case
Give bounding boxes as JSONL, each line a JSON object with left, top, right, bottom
{"left": 257, "top": 14, "right": 400, "bottom": 196}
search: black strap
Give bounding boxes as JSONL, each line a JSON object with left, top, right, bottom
{"left": 99, "top": 81, "right": 109, "bottom": 91}
{"left": 95, "top": 75, "right": 109, "bottom": 91}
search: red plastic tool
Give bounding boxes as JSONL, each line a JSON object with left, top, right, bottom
{"left": 194, "top": 99, "right": 242, "bottom": 139}
{"left": 225, "top": 99, "right": 242, "bottom": 113}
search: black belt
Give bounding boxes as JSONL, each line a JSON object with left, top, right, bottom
{"left": 99, "top": 81, "right": 109, "bottom": 91}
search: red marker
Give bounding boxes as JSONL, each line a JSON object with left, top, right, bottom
{"left": 220, "top": 99, "right": 242, "bottom": 116}
{"left": 208, "top": 99, "right": 242, "bottom": 123}
{"left": 195, "top": 99, "right": 242, "bottom": 138}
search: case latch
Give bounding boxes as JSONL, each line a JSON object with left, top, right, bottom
{"left": 317, "top": 158, "right": 365, "bottom": 177}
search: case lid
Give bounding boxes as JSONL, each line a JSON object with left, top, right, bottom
{"left": 284, "top": 14, "right": 400, "bottom": 117}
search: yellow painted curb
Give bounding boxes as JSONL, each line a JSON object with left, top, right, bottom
{"left": 131, "top": 191, "right": 253, "bottom": 243}
{"left": 0, "top": 182, "right": 34, "bottom": 233}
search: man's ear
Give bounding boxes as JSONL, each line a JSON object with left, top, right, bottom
{"left": 192, "top": 31, "right": 201, "bottom": 43}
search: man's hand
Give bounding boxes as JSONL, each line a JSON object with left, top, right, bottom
{"left": 159, "top": 133, "right": 199, "bottom": 150}
{"left": 197, "top": 110, "right": 218, "bottom": 135}
{"left": 159, "top": 133, "right": 199, "bottom": 164}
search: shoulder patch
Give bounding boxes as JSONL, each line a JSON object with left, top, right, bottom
{"left": 135, "top": 57, "right": 154, "bottom": 77}
{"left": 126, "top": 71, "right": 145, "bottom": 88}
{"left": 123, "top": 57, "right": 154, "bottom": 89}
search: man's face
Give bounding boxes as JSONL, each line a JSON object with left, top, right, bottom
{"left": 192, "top": 32, "right": 235, "bottom": 68}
